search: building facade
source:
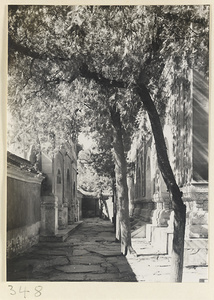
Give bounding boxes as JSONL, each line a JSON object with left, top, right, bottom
{"left": 7, "top": 140, "right": 80, "bottom": 257}
{"left": 130, "top": 69, "right": 208, "bottom": 265}
{"left": 40, "top": 141, "right": 79, "bottom": 239}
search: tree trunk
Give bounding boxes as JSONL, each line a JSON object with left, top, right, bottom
{"left": 115, "top": 209, "right": 121, "bottom": 240}
{"left": 115, "top": 189, "right": 121, "bottom": 241}
{"left": 109, "top": 105, "right": 133, "bottom": 255}
{"left": 112, "top": 179, "right": 118, "bottom": 234}
{"left": 136, "top": 83, "right": 186, "bottom": 282}
{"left": 170, "top": 202, "right": 186, "bottom": 282}
{"left": 127, "top": 174, "right": 135, "bottom": 217}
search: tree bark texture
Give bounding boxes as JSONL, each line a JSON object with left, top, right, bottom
{"left": 115, "top": 189, "right": 121, "bottom": 241}
{"left": 110, "top": 105, "right": 132, "bottom": 255}
{"left": 170, "top": 203, "right": 186, "bottom": 282}
{"left": 136, "top": 83, "right": 186, "bottom": 282}
{"left": 112, "top": 179, "right": 118, "bottom": 234}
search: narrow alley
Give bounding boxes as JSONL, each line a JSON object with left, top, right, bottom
{"left": 7, "top": 218, "right": 137, "bottom": 282}
{"left": 7, "top": 217, "right": 207, "bottom": 282}
{"left": 6, "top": 5, "right": 210, "bottom": 291}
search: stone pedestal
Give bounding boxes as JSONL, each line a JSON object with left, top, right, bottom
{"left": 151, "top": 198, "right": 172, "bottom": 226}
{"left": 152, "top": 208, "right": 172, "bottom": 227}
{"left": 58, "top": 203, "right": 68, "bottom": 229}
{"left": 182, "top": 183, "right": 208, "bottom": 239}
{"left": 152, "top": 227, "right": 169, "bottom": 253}
{"left": 68, "top": 203, "right": 75, "bottom": 225}
{"left": 186, "top": 210, "right": 208, "bottom": 239}
{"left": 146, "top": 205, "right": 174, "bottom": 255}
{"left": 40, "top": 195, "right": 58, "bottom": 236}
{"left": 146, "top": 223, "right": 173, "bottom": 254}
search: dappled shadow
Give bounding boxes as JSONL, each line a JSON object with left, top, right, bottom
{"left": 7, "top": 217, "right": 137, "bottom": 282}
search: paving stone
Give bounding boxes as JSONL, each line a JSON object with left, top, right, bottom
{"left": 7, "top": 258, "right": 36, "bottom": 273}
{"left": 55, "top": 264, "right": 105, "bottom": 273}
{"left": 101, "top": 262, "right": 114, "bottom": 268}
{"left": 85, "top": 247, "right": 121, "bottom": 257}
{"left": 97, "top": 232, "right": 115, "bottom": 237}
{"left": 119, "top": 273, "right": 137, "bottom": 282}
{"left": 97, "top": 236, "right": 116, "bottom": 242}
{"left": 106, "top": 256, "right": 126, "bottom": 264}
{"left": 102, "top": 241, "right": 120, "bottom": 247}
{"left": 66, "top": 238, "right": 84, "bottom": 243}
{"left": 116, "top": 263, "right": 134, "bottom": 274}
{"left": 106, "top": 266, "right": 119, "bottom": 273}
{"left": 68, "top": 255, "right": 105, "bottom": 264}
{"left": 69, "top": 241, "right": 97, "bottom": 246}
{"left": 8, "top": 256, "right": 69, "bottom": 280}
{"left": 7, "top": 269, "right": 33, "bottom": 281}
{"left": 84, "top": 273, "right": 120, "bottom": 281}
{"left": 32, "top": 267, "right": 54, "bottom": 275}
{"left": 49, "top": 273, "right": 87, "bottom": 281}
{"left": 33, "top": 257, "right": 68, "bottom": 271}
{"left": 95, "top": 239, "right": 105, "bottom": 242}
{"left": 36, "top": 242, "right": 74, "bottom": 248}
{"left": 72, "top": 249, "right": 89, "bottom": 256}
{"left": 84, "top": 227, "right": 114, "bottom": 233}
{"left": 35, "top": 248, "right": 72, "bottom": 256}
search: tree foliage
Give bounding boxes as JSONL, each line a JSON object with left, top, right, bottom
{"left": 77, "top": 146, "right": 113, "bottom": 194}
{"left": 8, "top": 5, "right": 209, "bottom": 155}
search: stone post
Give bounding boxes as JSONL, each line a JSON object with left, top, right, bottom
{"left": 68, "top": 203, "right": 75, "bottom": 224}
{"left": 40, "top": 195, "right": 58, "bottom": 236}
{"left": 147, "top": 188, "right": 173, "bottom": 253}
{"left": 58, "top": 202, "right": 68, "bottom": 229}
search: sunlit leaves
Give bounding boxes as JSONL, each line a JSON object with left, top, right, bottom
{"left": 77, "top": 146, "right": 113, "bottom": 193}
{"left": 7, "top": 5, "right": 209, "bottom": 157}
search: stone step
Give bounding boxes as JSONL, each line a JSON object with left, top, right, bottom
{"left": 39, "top": 221, "right": 83, "bottom": 242}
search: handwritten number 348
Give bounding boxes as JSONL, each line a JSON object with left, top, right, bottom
{"left": 8, "top": 285, "right": 42, "bottom": 298}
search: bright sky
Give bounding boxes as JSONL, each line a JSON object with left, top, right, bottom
{"left": 78, "top": 132, "right": 94, "bottom": 150}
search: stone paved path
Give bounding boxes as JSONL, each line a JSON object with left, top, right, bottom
{"left": 7, "top": 217, "right": 208, "bottom": 282}
{"left": 7, "top": 218, "right": 137, "bottom": 282}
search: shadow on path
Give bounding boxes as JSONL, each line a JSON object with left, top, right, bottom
{"left": 7, "top": 218, "right": 137, "bottom": 282}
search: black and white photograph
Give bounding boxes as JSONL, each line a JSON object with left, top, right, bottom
{"left": 4, "top": 2, "right": 211, "bottom": 292}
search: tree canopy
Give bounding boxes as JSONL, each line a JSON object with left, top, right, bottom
{"left": 8, "top": 5, "right": 209, "bottom": 155}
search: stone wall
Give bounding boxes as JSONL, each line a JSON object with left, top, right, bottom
{"left": 7, "top": 152, "right": 44, "bottom": 258}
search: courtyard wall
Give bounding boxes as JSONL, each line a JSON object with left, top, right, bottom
{"left": 7, "top": 152, "right": 44, "bottom": 258}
